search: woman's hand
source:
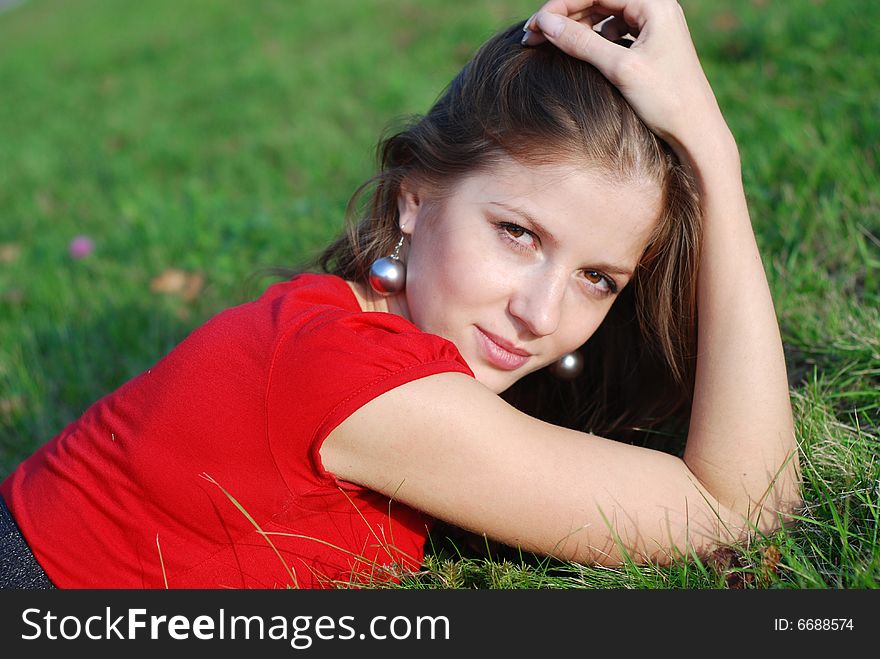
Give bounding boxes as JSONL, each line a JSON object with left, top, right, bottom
{"left": 524, "top": 0, "right": 735, "bottom": 166}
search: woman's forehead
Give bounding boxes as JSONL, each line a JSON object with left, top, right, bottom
{"left": 453, "top": 158, "right": 662, "bottom": 220}
{"left": 452, "top": 156, "right": 661, "bottom": 197}
{"left": 440, "top": 158, "right": 663, "bottom": 265}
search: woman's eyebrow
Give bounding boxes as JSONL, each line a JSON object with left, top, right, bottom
{"left": 589, "top": 262, "right": 634, "bottom": 278}
{"left": 488, "top": 201, "right": 634, "bottom": 278}
{"left": 489, "top": 201, "right": 559, "bottom": 246}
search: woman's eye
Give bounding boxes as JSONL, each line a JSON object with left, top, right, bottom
{"left": 498, "top": 222, "right": 536, "bottom": 250}
{"left": 582, "top": 270, "right": 618, "bottom": 296}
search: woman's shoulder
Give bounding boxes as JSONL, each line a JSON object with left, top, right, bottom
{"left": 195, "top": 272, "right": 364, "bottom": 351}
{"left": 250, "top": 273, "right": 463, "bottom": 367}
{"left": 265, "top": 273, "right": 472, "bottom": 387}
{"left": 251, "top": 272, "right": 360, "bottom": 324}
{"left": 259, "top": 272, "right": 357, "bottom": 307}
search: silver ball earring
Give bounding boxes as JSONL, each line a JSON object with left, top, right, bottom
{"left": 368, "top": 236, "right": 406, "bottom": 296}
{"left": 549, "top": 351, "right": 583, "bottom": 380}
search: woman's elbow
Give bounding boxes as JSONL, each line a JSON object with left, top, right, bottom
{"left": 753, "top": 489, "right": 803, "bottom": 537}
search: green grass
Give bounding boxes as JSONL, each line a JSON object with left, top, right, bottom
{"left": 0, "top": 0, "right": 877, "bottom": 589}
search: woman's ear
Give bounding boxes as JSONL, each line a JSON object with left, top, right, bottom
{"left": 397, "top": 179, "right": 422, "bottom": 236}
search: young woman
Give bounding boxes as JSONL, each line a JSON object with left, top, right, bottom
{"left": 0, "top": 0, "right": 801, "bottom": 589}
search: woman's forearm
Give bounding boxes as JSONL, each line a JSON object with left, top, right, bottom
{"left": 680, "top": 133, "right": 801, "bottom": 532}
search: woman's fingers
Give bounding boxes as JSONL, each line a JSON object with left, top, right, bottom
{"left": 598, "top": 15, "right": 638, "bottom": 42}
{"left": 532, "top": 11, "right": 629, "bottom": 80}
{"left": 521, "top": 25, "right": 547, "bottom": 47}
{"left": 534, "top": 0, "right": 655, "bottom": 30}
{"left": 522, "top": 7, "right": 611, "bottom": 47}
{"left": 523, "top": 0, "right": 726, "bottom": 160}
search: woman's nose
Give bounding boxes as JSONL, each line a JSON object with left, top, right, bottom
{"left": 507, "top": 268, "right": 567, "bottom": 338}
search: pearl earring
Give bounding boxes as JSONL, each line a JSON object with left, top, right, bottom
{"left": 368, "top": 236, "right": 406, "bottom": 295}
{"left": 549, "top": 351, "right": 583, "bottom": 380}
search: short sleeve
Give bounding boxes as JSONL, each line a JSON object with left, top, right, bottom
{"left": 265, "top": 308, "right": 473, "bottom": 493}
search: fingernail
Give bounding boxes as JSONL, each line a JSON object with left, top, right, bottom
{"left": 536, "top": 12, "right": 566, "bottom": 39}
{"left": 520, "top": 30, "right": 531, "bottom": 46}
{"left": 523, "top": 13, "right": 537, "bottom": 31}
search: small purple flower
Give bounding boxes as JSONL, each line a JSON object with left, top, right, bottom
{"left": 68, "top": 235, "right": 94, "bottom": 259}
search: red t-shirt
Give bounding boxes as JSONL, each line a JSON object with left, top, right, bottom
{"left": 1, "top": 273, "right": 473, "bottom": 588}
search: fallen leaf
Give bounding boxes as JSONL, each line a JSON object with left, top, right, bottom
{"left": 726, "top": 568, "right": 754, "bottom": 590}
{"left": 181, "top": 272, "right": 204, "bottom": 302}
{"left": 150, "top": 268, "right": 204, "bottom": 302}
{"left": 150, "top": 268, "right": 188, "bottom": 294}
{"left": 760, "top": 544, "right": 782, "bottom": 582}
{"left": 708, "top": 546, "right": 738, "bottom": 572}
{"left": 709, "top": 546, "right": 754, "bottom": 589}
{"left": 712, "top": 10, "right": 740, "bottom": 32}
{"left": 1, "top": 288, "right": 25, "bottom": 304}
{"left": 0, "top": 395, "right": 24, "bottom": 419}
{"left": 0, "top": 243, "right": 21, "bottom": 264}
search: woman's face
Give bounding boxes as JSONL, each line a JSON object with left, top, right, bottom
{"left": 395, "top": 156, "right": 662, "bottom": 394}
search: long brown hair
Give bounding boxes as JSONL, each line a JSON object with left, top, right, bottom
{"left": 318, "top": 22, "right": 702, "bottom": 445}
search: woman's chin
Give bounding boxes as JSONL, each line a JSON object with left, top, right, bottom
{"left": 470, "top": 364, "right": 522, "bottom": 395}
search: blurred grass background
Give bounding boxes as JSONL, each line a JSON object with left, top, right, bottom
{"left": 0, "top": 0, "right": 877, "bottom": 588}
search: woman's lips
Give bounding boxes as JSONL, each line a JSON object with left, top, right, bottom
{"left": 475, "top": 327, "right": 531, "bottom": 371}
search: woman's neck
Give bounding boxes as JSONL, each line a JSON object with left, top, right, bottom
{"left": 345, "top": 279, "right": 411, "bottom": 322}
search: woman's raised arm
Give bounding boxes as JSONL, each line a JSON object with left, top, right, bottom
{"left": 527, "top": 0, "right": 802, "bottom": 530}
